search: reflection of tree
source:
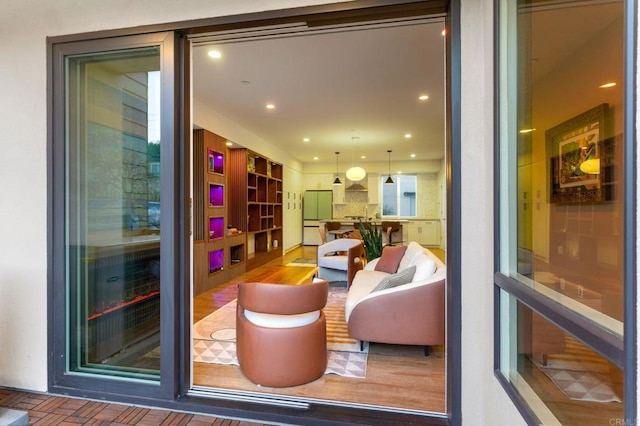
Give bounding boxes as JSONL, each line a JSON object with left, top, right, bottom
{"left": 147, "top": 141, "right": 160, "bottom": 202}
{"left": 87, "top": 123, "right": 156, "bottom": 230}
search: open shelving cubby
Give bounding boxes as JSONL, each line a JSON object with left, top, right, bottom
{"left": 207, "top": 149, "right": 224, "bottom": 175}
{"left": 208, "top": 249, "right": 224, "bottom": 274}
{"left": 209, "top": 183, "right": 224, "bottom": 208}
{"left": 193, "top": 128, "right": 248, "bottom": 296}
{"left": 228, "top": 149, "right": 284, "bottom": 271}
{"left": 208, "top": 217, "right": 224, "bottom": 241}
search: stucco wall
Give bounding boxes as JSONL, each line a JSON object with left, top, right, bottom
{"left": 459, "top": 0, "right": 527, "bottom": 425}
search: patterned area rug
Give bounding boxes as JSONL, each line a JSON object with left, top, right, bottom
{"left": 193, "top": 288, "right": 368, "bottom": 378}
{"left": 286, "top": 257, "right": 317, "bottom": 267}
{"left": 535, "top": 359, "right": 621, "bottom": 403}
{"left": 533, "top": 335, "right": 622, "bottom": 403}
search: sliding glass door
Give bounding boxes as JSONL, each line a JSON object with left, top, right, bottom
{"left": 50, "top": 32, "right": 184, "bottom": 398}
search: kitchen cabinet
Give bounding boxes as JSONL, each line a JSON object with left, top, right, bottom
{"left": 333, "top": 179, "right": 346, "bottom": 204}
{"left": 408, "top": 220, "right": 441, "bottom": 246}
{"left": 303, "top": 173, "right": 333, "bottom": 190}
{"left": 367, "top": 174, "right": 380, "bottom": 204}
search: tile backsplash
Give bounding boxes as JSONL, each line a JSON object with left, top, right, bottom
{"left": 333, "top": 191, "right": 378, "bottom": 219}
{"left": 332, "top": 173, "right": 442, "bottom": 219}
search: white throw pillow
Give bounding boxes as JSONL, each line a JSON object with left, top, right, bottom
{"left": 371, "top": 265, "right": 416, "bottom": 292}
{"left": 411, "top": 253, "right": 437, "bottom": 282}
{"left": 398, "top": 242, "right": 425, "bottom": 271}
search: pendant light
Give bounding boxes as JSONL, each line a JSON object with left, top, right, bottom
{"left": 333, "top": 151, "right": 342, "bottom": 185}
{"left": 345, "top": 136, "right": 366, "bottom": 182}
{"left": 385, "top": 150, "right": 394, "bottom": 184}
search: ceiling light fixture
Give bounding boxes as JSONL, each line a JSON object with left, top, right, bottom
{"left": 419, "top": 95, "right": 429, "bottom": 101}
{"left": 333, "top": 152, "right": 342, "bottom": 185}
{"left": 303, "top": 137, "right": 310, "bottom": 142}
{"left": 410, "top": 153, "right": 416, "bottom": 158}
{"left": 345, "top": 136, "right": 366, "bottom": 182}
{"left": 385, "top": 150, "right": 394, "bottom": 185}
{"left": 519, "top": 128, "right": 536, "bottom": 134}
{"left": 404, "top": 133, "right": 412, "bottom": 139}
{"left": 346, "top": 166, "right": 366, "bottom": 181}
{"left": 208, "top": 50, "right": 222, "bottom": 59}
{"left": 265, "top": 103, "right": 276, "bottom": 110}
{"left": 599, "top": 82, "right": 616, "bottom": 89}
{"left": 226, "top": 141, "right": 233, "bottom": 147}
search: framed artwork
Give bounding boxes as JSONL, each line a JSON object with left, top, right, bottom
{"left": 547, "top": 103, "right": 612, "bottom": 203}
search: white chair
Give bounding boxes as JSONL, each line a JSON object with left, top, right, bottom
{"left": 317, "top": 239, "right": 366, "bottom": 286}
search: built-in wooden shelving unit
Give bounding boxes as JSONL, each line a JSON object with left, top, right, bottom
{"left": 193, "top": 129, "right": 248, "bottom": 296}
{"left": 229, "top": 149, "right": 283, "bottom": 270}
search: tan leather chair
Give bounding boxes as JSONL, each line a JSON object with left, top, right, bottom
{"left": 236, "top": 280, "right": 329, "bottom": 387}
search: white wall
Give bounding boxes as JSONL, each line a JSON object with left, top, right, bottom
{"left": 459, "top": 0, "right": 527, "bottom": 425}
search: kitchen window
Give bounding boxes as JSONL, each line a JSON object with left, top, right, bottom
{"left": 381, "top": 175, "right": 417, "bottom": 217}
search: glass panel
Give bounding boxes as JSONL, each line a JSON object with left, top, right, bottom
{"left": 501, "top": 296, "right": 624, "bottom": 424}
{"left": 504, "top": 0, "right": 625, "bottom": 334}
{"left": 381, "top": 175, "right": 417, "bottom": 217}
{"left": 65, "top": 48, "right": 161, "bottom": 379}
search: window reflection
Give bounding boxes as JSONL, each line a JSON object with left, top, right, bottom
{"left": 515, "top": 302, "right": 623, "bottom": 424}
{"left": 515, "top": 0, "right": 625, "bottom": 332}
{"left": 66, "top": 49, "right": 161, "bottom": 378}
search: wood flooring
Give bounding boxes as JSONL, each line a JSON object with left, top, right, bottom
{"left": 192, "top": 245, "right": 447, "bottom": 413}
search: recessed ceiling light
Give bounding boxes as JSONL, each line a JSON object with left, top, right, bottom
{"left": 519, "top": 128, "right": 536, "bottom": 134}
{"left": 303, "top": 138, "right": 310, "bottom": 142}
{"left": 360, "top": 155, "right": 366, "bottom": 159}
{"left": 418, "top": 95, "right": 429, "bottom": 101}
{"left": 599, "top": 82, "right": 616, "bottom": 88}
{"left": 226, "top": 141, "right": 233, "bottom": 146}
{"left": 313, "top": 156, "right": 319, "bottom": 161}
{"left": 208, "top": 50, "right": 222, "bottom": 59}
{"left": 410, "top": 153, "right": 416, "bottom": 158}
{"left": 397, "top": 171, "right": 403, "bottom": 174}
{"left": 404, "top": 133, "right": 412, "bottom": 139}
{"left": 265, "top": 103, "right": 276, "bottom": 110}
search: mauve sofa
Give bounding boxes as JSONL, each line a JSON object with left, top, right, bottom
{"left": 345, "top": 242, "right": 446, "bottom": 350}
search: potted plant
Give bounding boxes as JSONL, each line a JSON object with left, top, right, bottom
{"left": 358, "top": 220, "right": 383, "bottom": 261}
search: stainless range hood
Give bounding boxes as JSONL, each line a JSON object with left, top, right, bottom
{"left": 345, "top": 182, "right": 367, "bottom": 191}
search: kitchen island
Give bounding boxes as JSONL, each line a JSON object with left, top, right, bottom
{"left": 320, "top": 218, "right": 410, "bottom": 244}
{"left": 317, "top": 218, "right": 442, "bottom": 247}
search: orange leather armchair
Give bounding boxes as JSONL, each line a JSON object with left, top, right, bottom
{"left": 236, "top": 280, "right": 329, "bottom": 387}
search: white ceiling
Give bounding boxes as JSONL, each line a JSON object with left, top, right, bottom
{"left": 192, "top": 19, "right": 446, "bottom": 167}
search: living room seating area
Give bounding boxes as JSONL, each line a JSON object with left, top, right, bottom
{"left": 345, "top": 242, "right": 446, "bottom": 351}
